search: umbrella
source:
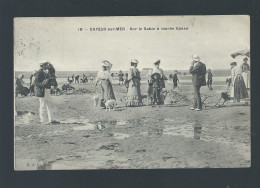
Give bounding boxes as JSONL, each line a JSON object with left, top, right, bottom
{"left": 231, "top": 49, "right": 250, "bottom": 59}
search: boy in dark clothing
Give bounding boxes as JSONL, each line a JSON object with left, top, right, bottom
{"left": 150, "top": 73, "right": 163, "bottom": 105}
{"left": 172, "top": 71, "right": 180, "bottom": 89}
{"left": 118, "top": 71, "right": 124, "bottom": 85}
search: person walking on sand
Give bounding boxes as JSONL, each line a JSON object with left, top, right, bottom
{"left": 95, "top": 60, "right": 116, "bottom": 108}
{"left": 207, "top": 69, "right": 213, "bottom": 90}
{"left": 189, "top": 55, "right": 207, "bottom": 111}
{"left": 34, "top": 62, "right": 60, "bottom": 124}
{"left": 230, "top": 62, "right": 248, "bottom": 103}
{"left": 172, "top": 70, "right": 180, "bottom": 90}
{"left": 126, "top": 59, "right": 142, "bottom": 106}
{"left": 118, "top": 70, "right": 124, "bottom": 85}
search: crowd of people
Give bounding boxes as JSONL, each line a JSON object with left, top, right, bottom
{"left": 67, "top": 73, "right": 94, "bottom": 84}
{"left": 15, "top": 55, "right": 250, "bottom": 124}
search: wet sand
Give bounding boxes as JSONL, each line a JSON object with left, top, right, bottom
{"left": 14, "top": 82, "right": 250, "bottom": 170}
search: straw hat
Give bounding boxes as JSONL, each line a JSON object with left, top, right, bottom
{"left": 18, "top": 74, "right": 24, "bottom": 79}
{"left": 102, "top": 60, "right": 110, "bottom": 67}
{"left": 130, "top": 59, "right": 139, "bottom": 65}
{"left": 192, "top": 55, "right": 200, "bottom": 61}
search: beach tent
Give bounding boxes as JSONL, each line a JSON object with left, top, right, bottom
{"left": 231, "top": 49, "right": 250, "bottom": 59}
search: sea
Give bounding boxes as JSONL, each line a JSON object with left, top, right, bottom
{"left": 15, "top": 69, "right": 231, "bottom": 86}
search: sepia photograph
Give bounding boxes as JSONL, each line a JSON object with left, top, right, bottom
{"left": 14, "top": 16, "right": 250, "bottom": 170}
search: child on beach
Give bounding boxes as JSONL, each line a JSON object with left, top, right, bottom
{"left": 172, "top": 70, "right": 180, "bottom": 90}
{"left": 150, "top": 73, "right": 163, "bottom": 105}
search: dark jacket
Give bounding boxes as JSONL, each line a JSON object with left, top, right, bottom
{"left": 189, "top": 62, "right": 206, "bottom": 87}
{"left": 34, "top": 69, "right": 51, "bottom": 97}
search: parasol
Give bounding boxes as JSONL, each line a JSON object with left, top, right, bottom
{"left": 231, "top": 49, "right": 250, "bottom": 59}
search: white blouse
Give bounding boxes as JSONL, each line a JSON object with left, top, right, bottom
{"left": 96, "top": 71, "right": 113, "bottom": 82}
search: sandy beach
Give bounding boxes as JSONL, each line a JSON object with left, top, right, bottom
{"left": 14, "top": 81, "right": 251, "bottom": 170}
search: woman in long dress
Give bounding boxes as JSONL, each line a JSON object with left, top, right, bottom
{"left": 95, "top": 60, "right": 115, "bottom": 108}
{"left": 241, "top": 57, "right": 250, "bottom": 90}
{"left": 126, "top": 59, "right": 142, "bottom": 106}
{"left": 230, "top": 62, "right": 248, "bottom": 102}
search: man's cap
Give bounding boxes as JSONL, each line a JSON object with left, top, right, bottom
{"left": 192, "top": 55, "right": 200, "bottom": 61}
{"left": 130, "top": 59, "right": 139, "bottom": 65}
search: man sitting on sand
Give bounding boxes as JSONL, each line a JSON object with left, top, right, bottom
{"left": 189, "top": 55, "right": 206, "bottom": 111}
{"left": 34, "top": 62, "right": 60, "bottom": 124}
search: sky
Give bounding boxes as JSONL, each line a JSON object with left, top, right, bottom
{"left": 14, "top": 15, "right": 250, "bottom": 71}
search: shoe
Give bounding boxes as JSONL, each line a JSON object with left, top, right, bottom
{"left": 190, "top": 107, "right": 195, "bottom": 110}
{"left": 194, "top": 108, "right": 202, "bottom": 111}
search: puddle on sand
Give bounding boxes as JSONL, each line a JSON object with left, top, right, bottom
{"left": 60, "top": 118, "right": 89, "bottom": 124}
{"left": 163, "top": 119, "right": 250, "bottom": 160}
{"left": 113, "top": 133, "right": 130, "bottom": 139}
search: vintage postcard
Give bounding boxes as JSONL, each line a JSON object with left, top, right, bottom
{"left": 14, "top": 16, "right": 250, "bottom": 170}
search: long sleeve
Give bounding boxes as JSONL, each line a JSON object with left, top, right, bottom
{"left": 95, "top": 71, "right": 101, "bottom": 82}
{"left": 34, "top": 72, "right": 45, "bottom": 88}
{"left": 231, "top": 68, "right": 235, "bottom": 82}
{"left": 108, "top": 72, "right": 113, "bottom": 82}
{"left": 128, "top": 68, "right": 133, "bottom": 80}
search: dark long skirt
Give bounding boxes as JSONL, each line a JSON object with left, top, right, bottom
{"left": 234, "top": 75, "right": 249, "bottom": 101}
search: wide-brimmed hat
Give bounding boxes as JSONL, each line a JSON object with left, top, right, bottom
{"left": 151, "top": 72, "right": 161, "bottom": 79}
{"left": 230, "top": 62, "right": 237, "bottom": 66}
{"left": 154, "top": 59, "right": 160, "bottom": 65}
{"left": 40, "top": 62, "right": 51, "bottom": 68}
{"left": 130, "top": 59, "right": 139, "bottom": 65}
{"left": 243, "top": 57, "right": 248, "bottom": 61}
{"left": 102, "top": 60, "right": 110, "bottom": 67}
{"left": 18, "top": 74, "right": 24, "bottom": 79}
{"left": 192, "top": 55, "right": 200, "bottom": 61}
